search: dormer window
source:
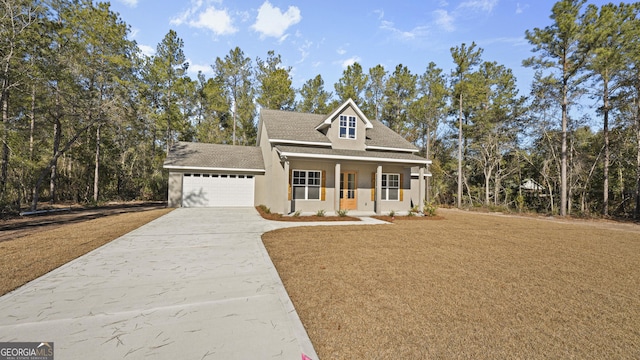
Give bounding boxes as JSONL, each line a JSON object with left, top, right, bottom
{"left": 339, "top": 115, "right": 356, "bottom": 139}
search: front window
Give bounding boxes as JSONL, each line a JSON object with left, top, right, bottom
{"left": 381, "top": 173, "right": 399, "bottom": 201}
{"left": 293, "top": 170, "right": 321, "bottom": 200}
{"left": 339, "top": 115, "right": 356, "bottom": 139}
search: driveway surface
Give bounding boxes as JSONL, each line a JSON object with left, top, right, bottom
{"left": 0, "top": 208, "right": 384, "bottom": 359}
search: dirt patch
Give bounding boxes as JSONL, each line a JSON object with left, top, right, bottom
{"left": 0, "top": 202, "right": 167, "bottom": 242}
{"left": 0, "top": 208, "right": 173, "bottom": 295}
{"left": 263, "top": 210, "right": 640, "bottom": 359}
{"left": 255, "top": 206, "right": 360, "bottom": 222}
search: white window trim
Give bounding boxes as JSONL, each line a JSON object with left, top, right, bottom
{"left": 339, "top": 115, "right": 356, "bottom": 140}
{"left": 292, "top": 169, "right": 322, "bottom": 200}
{"left": 381, "top": 173, "right": 400, "bottom": 201}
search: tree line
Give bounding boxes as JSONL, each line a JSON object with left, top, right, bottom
{"left": 2, "top": 0, "right": 640, "bottom": 219}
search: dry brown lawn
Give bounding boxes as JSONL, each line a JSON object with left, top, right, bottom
{"left": 0, "top": 208, "right": 172, "bottom": 295}
{"left": 263, "top": 209, "right": 640, "bottom": 359}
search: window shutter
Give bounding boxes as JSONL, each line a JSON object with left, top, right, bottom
{"left": 371, "top": 172, "right": 376, "bottom": 201}
{"left": 321, "top": 170, "right": 326, "bottom": 201}
{"left": 288, "top": 168, "right": 292, "bottom": 200}
{"left": 399, "top": 173, "right": 404, "bottom": 201}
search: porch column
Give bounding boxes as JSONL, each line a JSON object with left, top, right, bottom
{"left": 419, "top": 166, "right": 425, "bottom": 213}
{"left": 334, "top": 163, "right": 341, "bottom": 211}
{"left": 283, "top": 160, "right": 290, "bottom": 214}
{"left": 375, "top": 165, "right": 382, "bottom": 215}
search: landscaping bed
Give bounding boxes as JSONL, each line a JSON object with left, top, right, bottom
{"left": 255, "top": 205, "right": 360, "bottom": 222}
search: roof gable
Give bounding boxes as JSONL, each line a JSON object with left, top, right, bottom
{"left": 315, "top": 98, "right": 373, "bottom": 131}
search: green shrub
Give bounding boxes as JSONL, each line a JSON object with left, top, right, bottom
{"left": 423, "top": 201, "right": 437, "bottom": 217}
{"left": 408, "top": 205, "right": 419, "bottom": 216}
{"left": 336, "top": 209, "right": 349, "bottom": 217}
{"left": 293, "top": 210, "right": 301, "bottom": 217}
{"left": 316, "top": 209, "right": 326, "bottom": 217}
{"left": 258, "top": 204, "right": 271, "bottom": 214}
{"left": 388, "top": 210, "right": 396, "bottom": 217}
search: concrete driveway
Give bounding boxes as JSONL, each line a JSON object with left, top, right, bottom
{"left": 0, "top": 208, "right": 383, "bottom": 359}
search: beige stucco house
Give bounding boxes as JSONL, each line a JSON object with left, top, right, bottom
{"left": 164, "top": 99, "right": 431, "bottom": 215}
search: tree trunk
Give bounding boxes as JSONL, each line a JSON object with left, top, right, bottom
{"left": 166, "top": 87, "right": 171, "bottom": 156}
{"left": 31, "top": 122, "right": 95, "bottom": 211}
{"left": 93, "top": 124, "right": 100, "bottom": 202}
{"left": 560, "top": 75, "right": 568, "bottom": 216}
{"left": 603, "top": 76, "right": 610, "bottom": 216}
{"left": 49, "top": 119, "right": 60, "bottom": 204}
{"left": 30, "top": 83, "right": 36, "bottom": 160}
{"left": 635, "top": 91, "right": 640, "bottom": 219}
{"left": 1, "top": 87, "right": 9, "bottom": 198}
{"left": 457, "top": 92, "right": 463, "bottom": 208}
{"left": 484, "top": 166, "right": 492, "bottom": 205}
{"left": 232, "top": 89, "right": 237, "bottom": 145}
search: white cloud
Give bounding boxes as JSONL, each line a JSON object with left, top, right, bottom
{"left": 252, "top": 1, "right": 301, "bottom": 40}
{"left": 138, "top": 44, "right": 155, "bottom": 57}
{"left": 297, "top": 40, "right": 312, "bottom": 64}
{"left": 170, "top": 0, "right": 203, "bottom": 26}
{"left": 373, "top": 9, "right": 384, "bottom": 20}
{"left": 380, "top": 20, "right": 429, "bottom": 40}
{"left": 189, "top": 6, "right": 237, "bottom": 35}
{"left": 340, "top": 56, "right": 361, "bottom": 68}
{"left": 337, "top": 44, "right": 349, "bottom": 55}
{"left": 170, "top": 1, "right": 236, "bottom": 36}
{"left": 516, "top": 2, "right": 529, "bottom": 14}
{"left": 187, "top": 62, "right": 214, "bottom": 77}
{"left": 459, "top": 0, "right": 498, "bottom": 12}
{"left": 119, "top": 0, "right": 138, "bottom": 7}
{"left": 433, "top": 9, "right": 455, "bottom": 32}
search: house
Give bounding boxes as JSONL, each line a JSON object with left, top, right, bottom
{"left": 163, "top": 99, "right": 431, "bottom": 215}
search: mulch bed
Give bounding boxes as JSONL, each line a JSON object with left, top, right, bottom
{"left": 255, "top": 206, "right": 360, "bottom": 222}
{"left": 372, "top": 215, "right": 445, "bottom": 222}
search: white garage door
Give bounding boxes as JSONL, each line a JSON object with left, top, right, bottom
{"left": 182, "top": 173, "right": 254, "bottom": 207}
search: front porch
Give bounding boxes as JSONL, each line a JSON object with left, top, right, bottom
{"left": 282, "top": 159, "right": 427, "bottom": 215}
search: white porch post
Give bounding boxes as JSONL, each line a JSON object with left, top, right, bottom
{"left": 284, "top": 160, "right": 290, "bottom": 214}
{"left": 419, "top": 166, "right": 425, "bottom": 213}
{"left": 375, "top": 165, "right": 382, "bottom": 215}
{"left": 334, "top": 163, "right": 341, "bottom": 211}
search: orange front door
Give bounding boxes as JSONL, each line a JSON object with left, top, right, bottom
{"left": 340, "top": 171, "right": 357, "bottom": 210}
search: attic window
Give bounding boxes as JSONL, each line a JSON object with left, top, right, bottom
{"left": 339, "top": 115, "right": 356, "bottom": 139}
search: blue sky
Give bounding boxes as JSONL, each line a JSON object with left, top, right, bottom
{"left": 108, "top": 0, "right": 608, "bottom": 99}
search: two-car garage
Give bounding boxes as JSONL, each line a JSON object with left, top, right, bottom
{"left": 164, "top": 142, "right": 265, "bottom": 208}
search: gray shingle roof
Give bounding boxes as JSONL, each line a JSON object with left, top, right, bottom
{"left": 164, "top": 142, "right": 265, "bottom": 171}
{"left": 260, "top": 109, "right": 330, "bottom": 144}
{"left": 275, "top": 145, "right": 429, "bottom": 165}
{"left": 260, "top": 108, "right": 418, "bottom": 151}
{"left": 365, "top": 119, "right": 418, "bottom": 151}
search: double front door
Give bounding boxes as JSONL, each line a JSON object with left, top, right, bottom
{"left": 340, "top": 171, "right": 357, "bottom": 210}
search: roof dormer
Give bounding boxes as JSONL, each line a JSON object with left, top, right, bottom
{"left": 315, "top": 99, "right": 372, "bottom": 150}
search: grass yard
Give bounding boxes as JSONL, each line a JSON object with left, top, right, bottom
{"left": 262, "top": 209, "right": 640, "bottom": 359}
{"left": 0, "top": 208, "right": 173, "bottom": 295}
